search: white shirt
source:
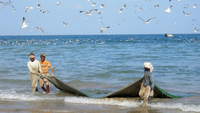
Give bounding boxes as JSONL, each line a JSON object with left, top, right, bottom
{"left": 27, "top": 59, "right": 42, "bottom": 74}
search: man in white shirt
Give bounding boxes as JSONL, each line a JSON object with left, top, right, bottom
{"left": 27, "top": 53, "right": 43, "bottom": 93}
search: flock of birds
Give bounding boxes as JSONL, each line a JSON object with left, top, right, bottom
{"left": 0, "top": 0, "right": 199, "bottom": 35}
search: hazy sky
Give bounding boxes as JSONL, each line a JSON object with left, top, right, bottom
{"left": 0, "top": 0, "right": 199, "bottom": 35}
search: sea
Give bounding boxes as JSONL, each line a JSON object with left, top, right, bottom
{"left": 0, "top": 34, "right": 200, "bottom": 112}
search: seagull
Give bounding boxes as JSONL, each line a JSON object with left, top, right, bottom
{"left": 135, "top": 4, "right": 141, "bottom": 7}
{"left": 119, "top": 8, "right": 123, "bottom": 13}
{"left": 92, "top": 2, "right": 96, "bottom": 6}
{"left": 184, "top": 6, "right": 188, "bottom": 9}
{"left": 183, "top": 11, "right": 191, "bottom": 17}
{"left": 20, "top": 17, "right": 28, "bottom": 29}
{"left": 165, "top": 33, "right": 175, "bottom": 38}
{"left": 139, "top": 7, "right": 144, "bottom": 11}
{"left": 0, "top": 1, "right": 6, "bottom": 6}
{"left": 25, "top": 6, "right": 33, "bottom": 13}
{"left": 37, "top": 4, "right": 41, "bottom": 8}
{"left": 42, "top": 11, "right": 49, "bottom": 13}
{"left": 63, "top": 22, "right": 68, "bottom": 26}
{"left": 87, "top": 0, "right": 92, "bottom": 1}
{"left": 193, "top": 4, "right": 197, "bottom": 8}
{"left": 132, "top": 11, "right": 136, "bottom": 14}
{"left": 57, "top": 2, "right": 61, "bottom": 5}
{"left": 80, "top": 9, "right": 98, "bottom": 16}
{"left": 1, "top": 2, "right": 15, "bottom": 9}
{"left": 101, "top": 22, "right": 104, "bottom": 25}
{"left": 138, "top": 16, "right": 156, "bottom": 24}
{"left": 40, "top": 8, "right": 44, "bottom": 12}
{"left": 123, "top": 4, "right": 127, "bottom": 9}
{"left": 154, "top": 4, "right": 159, "bottom": 7}
{"left": 100, "top": 4, "right": 105, "bottom": 8}
{"left": 98, "top": 10, "right": 103, "bottom": 14}
{"left": 98, "top": 17, "right": 103, "bottom": 20}
{"left": 165, "top": 5, "right": 172, "bottom": 13}
{"left": 36, "top": 27, "right": 44, "bottom": 33}
{"left": 177, "top": 0, "right": 182, "bottom": 1}
{"left": 194, "top": 28, "right": 199, "bottom": 32}
{"left": 100, "top": 26, "right": 110, "bottom": 33}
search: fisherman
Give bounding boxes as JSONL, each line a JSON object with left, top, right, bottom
{"left": 139, "top": 62, "right": 154, "bottom": 106}
{"left": 39, "top": 53, "right": 54, "bottom": 93}
{"left": 27, "top": 53, "right": 43, "bottom": 93}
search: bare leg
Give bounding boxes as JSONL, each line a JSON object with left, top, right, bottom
{"left": 41, "top": 84, "right": 47, "bottom": 92}
{"left": 46, "top": 85, "right": 49, "bottom": 93}
{"left": 143, "top": 86, "right": 151, "bottom": 106}
{"left": 139, "top": 82, "right": 145, "bottom": 100}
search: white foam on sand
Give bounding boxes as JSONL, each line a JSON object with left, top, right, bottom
{"left": 64, "top": 97, "right": 200, "bottom": 112}
{"left": 150, "top": 102, "right": 200, "bottom": 112}
{"left": 64, "top": 97, "right": 141, "bottom": 107}
{"left": 0, "top": 90, "right": 65, "bottom": 101}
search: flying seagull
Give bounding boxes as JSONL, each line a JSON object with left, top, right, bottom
{"left": 98, "top": 10, "right": 103, "bottom": 14}
{"left": 87, "top": 0, "right": 92, "bottom": 1}
{"left": 37, "top": 4, "right": 41, "bottom": 8}
{"left": 57, "top": 2, "right": 61, "bottom": 5}
{"left": 194, "top": 28, "right": 199, "bottom": 32}
{"left": 123, "top": 4, "right": 127, "bottom": 9}
{"left": 139, "top": 7, "right": 144, "bottom": 11}
{"left": 80, "top": 9, "right": 98, "bottom": 16}
{"left": 165, "top": 33, "right": 175, "bottom": 38}
{"left": 20, "top": 17, "right": 28, "bottom": 29}
{"left": 193, "top": 4, "right": 197, "bottom": 8}
{"left": 183, "top": 11, "right": 191, "bottom": 17}
{"left": 36, "top": 27, "right": 44, "bottom": 33}
{"left": 25, "top": 6, "right": 33, "bottom": 13}
{"left": 100, "top": 26, "right": 110, "bottom": 33}
{"left": 165, "top": 5, "right": 172, "bottom": 13}
{"left": 40, "top": 8, "right": 44, "bottom": 12}
{"left": 98, "top": 17, "right": 103, "bottom": 20}
{"left": 154, "top": 4, "right": 159, "bottom": 7}
{"left": 63, "top": 22, "right": 68, "bottom": 26}
{"left": 100, "top": 4, "right": 105, "bottom": 8}
{"left": 0, "top": 1, "right": 7, "bottom": 6}
{"left": 119, "top": 8, "right": 123, "bottom": 13}
{"left": 92, "top": 2, "right": 96, "bottom": 6}
{"left": 138, "top": 16, "right": 156, "bottom": 24}
{"left": 42, "top": 11, "right": 49, "bottom": 13}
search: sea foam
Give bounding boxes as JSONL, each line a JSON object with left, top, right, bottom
{"left": 64, "top": 97, "right": 200, "bottom": 112}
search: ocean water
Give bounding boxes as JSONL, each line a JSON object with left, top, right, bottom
{"left": 0, "top": 34, "right": 200, "bottom": 112}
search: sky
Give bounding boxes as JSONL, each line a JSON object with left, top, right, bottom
{"left": 0, "top": 0, "right": 199, "bottom": 35}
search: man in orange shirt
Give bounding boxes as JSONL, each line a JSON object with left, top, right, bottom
{"left": 39, "top": 53, "right": 54, "bottom": 93}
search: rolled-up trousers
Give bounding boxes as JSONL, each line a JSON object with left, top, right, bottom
{"left": 139, "top": 82, "right": 151, "bottom": 106}
{"left": 29, "top": 73, "right": 38, "bottom": 93}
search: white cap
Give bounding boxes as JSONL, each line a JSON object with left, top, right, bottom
{"left": 143, "top": 62, "right": 153, "bottom": 73}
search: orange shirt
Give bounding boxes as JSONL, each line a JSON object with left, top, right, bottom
{"left": 40, "top": 59, "right": 53, "bottom": 75}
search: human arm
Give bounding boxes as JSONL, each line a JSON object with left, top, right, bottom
{"left": 38, "top": 61, "right": 43, "bottom": 77}
{"left": 48, "top": 62, "right": 54, "bottom": 76}
{"left": 149, "top": 73, "right": 154, "bottom": 97}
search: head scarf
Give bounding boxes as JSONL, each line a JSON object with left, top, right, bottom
{"left": 40, "top": 53, "right": 46, "bottom": 57}
{"left": 143, "top": 62, "right": 153, "bottom": 73}
{"left": 29, "top": 53, "right": 35, "bottom": 58}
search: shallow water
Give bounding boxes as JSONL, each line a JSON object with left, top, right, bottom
{"left": 0, "top": 34, "right": 200, "bottom": 112}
